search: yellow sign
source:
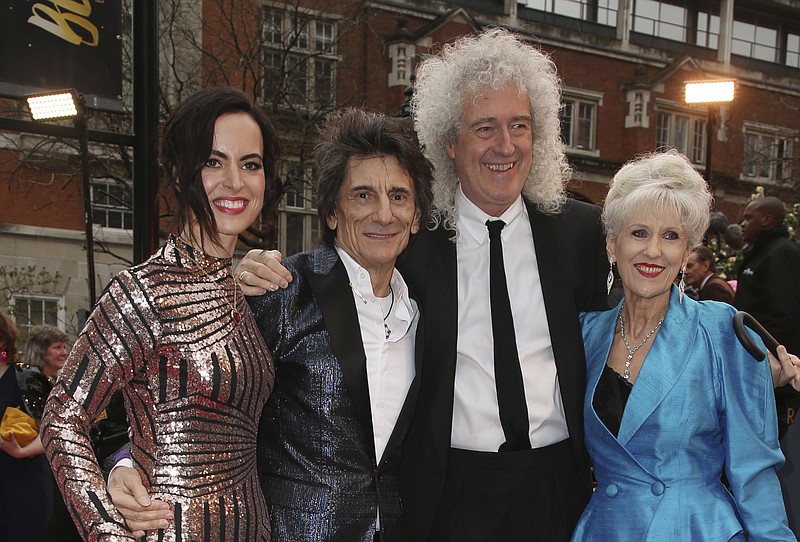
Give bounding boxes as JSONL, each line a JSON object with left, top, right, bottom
{"left": 28, "top": 0, "right": 99, "bottom": 47}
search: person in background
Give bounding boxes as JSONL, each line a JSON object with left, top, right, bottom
{"left": 41, "top": 87, "right": 282, "bottom": 541}
{"left": 19, "top": 325, "right": 68, "bottom": 420}
{"left": 572, "top": 150, "right": 794, "bottom": 541}
{"left": 683, "top": 245, "right": 735, "bottom": 303}
{"left": 18, "top": 324, "right": 81, "bottom": 542}
{"left": 0, "top": 313, "right": 53, "bottom": 542}
{"left": 734, "top": 196, "right": 800, "bottom": 440}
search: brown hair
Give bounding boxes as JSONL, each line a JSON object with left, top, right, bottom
{"left": 0, "top": 310, "right": 19, "bottom": 364}
{"left": 23, "top": 324, "right": 68, "bottom": 369}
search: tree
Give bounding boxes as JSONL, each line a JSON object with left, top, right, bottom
{"left": 0, "top": 0, "right": 370, "bottom": 267}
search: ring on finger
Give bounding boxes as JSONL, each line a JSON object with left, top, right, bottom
{"left": 238, "top": 271, "right": 247, "bottom": 283}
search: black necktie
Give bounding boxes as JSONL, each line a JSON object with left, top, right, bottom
{"left": 486, "top": 219, "right": 531, "bottom": 452}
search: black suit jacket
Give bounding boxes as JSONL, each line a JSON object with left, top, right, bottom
{"left": 398, "top": 198, "right": 609, "bottom": 541}
{"left": 249, "top": 245, "right": 423, "bottom": 542}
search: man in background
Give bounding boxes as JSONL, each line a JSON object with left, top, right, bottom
{"left": 734, "top": 195, "right": 800, "bottom": 440}
{"left": 684, "top": 245, "right": 735, "bottom": 303}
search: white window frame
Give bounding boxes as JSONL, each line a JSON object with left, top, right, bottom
{"left": 742, "top": 123, "right": 795, "bottom": 184}
{"left": 561, "top": 88, "right": 602, "bottom": 155}
{"left": 655, "top": 107, "right": 707, "bottom": 164}
{"left": 278, "top": 161, "right": 319, "bottom": 256}
{"left": 11, "top": 294, "right": 65, "bottom": 337}
{"left": 262, "top": 5, "right": 338, "bottom": 110}
{"left": 92, "top": 177, "right": 134, "bottom": 231}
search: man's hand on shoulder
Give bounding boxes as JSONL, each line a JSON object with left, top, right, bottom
{"left": 235, "top": 249, "right": 293, "bottom": 296}
{"left": 108, "top": 466, "right": 173, "bottom": 539}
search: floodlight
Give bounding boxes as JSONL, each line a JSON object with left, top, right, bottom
{"left": 26, "top": 90, "right": 79, "bottom": 120}
{"left": 684, "top": 80, "right": 735, "bottom": 104}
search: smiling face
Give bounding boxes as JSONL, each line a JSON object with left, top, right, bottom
{"left": 191, "top": 112, "right": 265, "bottom": 256}
{"left": 43, "top": 340, "right": 68, "bottom": 377}
{"left": 446, "top": 86, "right": 533, "bottom": 216}
{"left": 327, "top": 155, "right": 419, "bottom": 291}
{"left": 607, "top": 209, "right": 692, "bottom": 304}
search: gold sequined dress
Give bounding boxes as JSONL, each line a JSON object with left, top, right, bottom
{"left": 41, "top": 236, "right": 275, "bottom": 542}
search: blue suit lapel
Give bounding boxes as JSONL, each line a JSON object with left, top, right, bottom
{"left": 617, "top": 287, "right": 700, "bottom": 445}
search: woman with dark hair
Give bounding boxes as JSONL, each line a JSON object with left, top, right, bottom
{"left": 41, "top": 87, "right": 282, "bottom": 541}
{"left": 0, "top": 313, "right": 54, "bottom": 542}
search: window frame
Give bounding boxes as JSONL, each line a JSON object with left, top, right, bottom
{"left": 561, "top": 88, "right": 603, "bottom": 155}
{"left": 91, "top": 177, "right": 134, "bottom": 231}
{"left": 261, "top": 5, "right": 339, "bottom": 110}
{"left": 742, "top": 122, "right": 795, "bottom": 184}
{"left": 11, "top": 294, "right": 65, "bottom": 339}
{"left": 655, "top": 106, "right": 707, "bottom": 165}
{"left": 277, "top": 161, "right": 320, "bottom": 256}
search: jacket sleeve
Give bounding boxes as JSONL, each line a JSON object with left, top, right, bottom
{"left": 41, "top": 272, "right": 155, "bottom": 541}
{"left": 710, "top": 307, "right": 795, "bottom": 541}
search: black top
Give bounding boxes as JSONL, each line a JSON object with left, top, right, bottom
{"left": 593, "top": 365, "right": 633, "bottom": 438}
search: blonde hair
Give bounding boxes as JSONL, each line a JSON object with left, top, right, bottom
{"left": 603, "top": 150, "right": 712, "bottom": 247}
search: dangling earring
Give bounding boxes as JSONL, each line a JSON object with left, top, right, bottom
{"left": 607, "top": 259, "right": 615, "bottom": 295}
{"left": 678, "top": 266, "right": 686, "bottom": 304}
{"left": 0, "top": 350, "right": 7, "bottom": 364}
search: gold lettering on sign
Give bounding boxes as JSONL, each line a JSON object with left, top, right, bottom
{"left": 28, "top": 0, "right": 99, "bottom": 47}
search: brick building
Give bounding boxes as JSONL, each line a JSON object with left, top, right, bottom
{"left": 1, "top": 0, "right": 798, "bottom": 337}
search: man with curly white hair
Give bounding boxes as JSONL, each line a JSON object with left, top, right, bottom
{"left": 396, "top": 28, "right": 609, "bottom": 541}
{"left": 210, "top": 26, "right": 800, "bottom": 542}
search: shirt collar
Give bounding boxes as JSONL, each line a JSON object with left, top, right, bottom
{"left": 335, "top": 245, "right": 417, "bottom": 329}
{"left": 455, "top": 186, "right": 526, "bottom": 245}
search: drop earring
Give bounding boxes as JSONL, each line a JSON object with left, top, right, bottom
{"left": 678, "top": 266, "right": 686, "bottom": 304}
{"left": 607, "top": 259, "right": 615, "bottom": 295}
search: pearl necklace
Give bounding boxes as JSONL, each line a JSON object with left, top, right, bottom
{"left": 175, "top": 241, "right": 241, "bottom": 325}
{"left": 618, "top": 303, "right": 665, "bottom": 380}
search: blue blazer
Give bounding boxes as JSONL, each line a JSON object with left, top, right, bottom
{"left": 572, "top": 287, "right": 794, "bottom": 542}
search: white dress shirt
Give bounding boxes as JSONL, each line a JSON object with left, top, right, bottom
{"left": 337, "top": 247, "right": 418, "bottom": 462}
{"left": 450, "top": 188, "right": 569, "bottom": 451}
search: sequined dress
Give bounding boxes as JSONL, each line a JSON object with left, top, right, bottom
{"left": 41, "top": 236, "right": 275, "bottom": 542}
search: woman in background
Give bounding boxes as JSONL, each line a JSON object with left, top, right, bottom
{"left": 42, "top": 87, "right": 282, "bottom": 541}
{"left": 571, "top": 150, "right": 794, "bottom": 541}
{"left": 0, "top": 313, "right": 53, "bottom": 542}
{"left": 20, "top": 324, "right": 81, "bottom": 542}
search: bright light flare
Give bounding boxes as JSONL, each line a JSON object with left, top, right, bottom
{"left": 684, "top": 80, "right": 735, "bottom": 104}
{"left": 26, "top": 91, "right": 79, "bottom": 120}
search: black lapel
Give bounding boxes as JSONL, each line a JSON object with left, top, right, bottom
{"left": 304, "top": 256, "right": 376, "bottom": 457}
{"left": 526, "top": 201, "right": 586, "bottom": 441}
{"left": 526, "top": 203, "right": 574, "bottom": 380}
{"left": 419, "top": 226, "right": 459, "bottom": 464}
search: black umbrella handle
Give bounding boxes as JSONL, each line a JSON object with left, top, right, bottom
{"left": 733, "top": 311, "right": 780, "bottom": 362}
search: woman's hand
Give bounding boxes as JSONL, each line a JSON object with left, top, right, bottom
{"left": 0, "top": 433, "right": 44, "bottom": 458}
{"left": 769, "top": 345, "right": 800, "bottom": 391}
{"left": 235, "top": 249, "right": 293, "bottom": 296}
